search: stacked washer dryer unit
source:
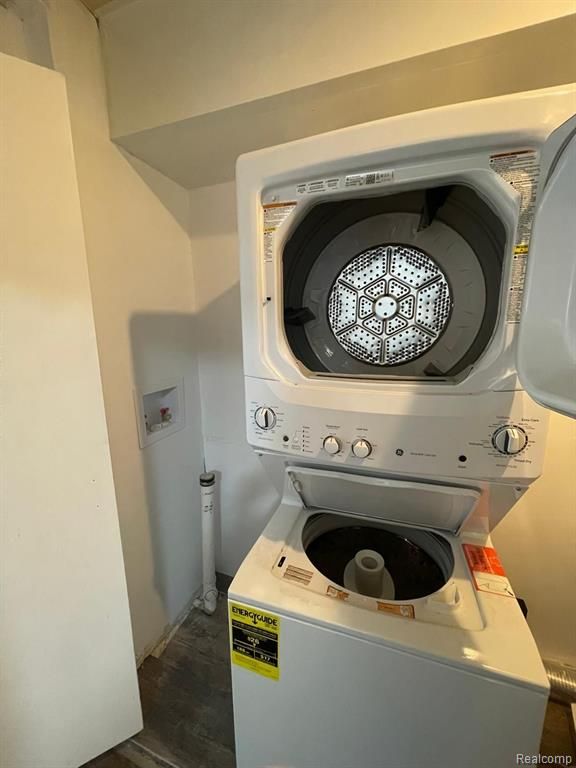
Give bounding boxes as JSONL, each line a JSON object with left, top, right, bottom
{"left": 230, "top": 85, "right": 576, "bottom": 768}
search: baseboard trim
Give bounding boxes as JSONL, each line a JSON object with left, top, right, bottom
{"left": 135, "top": 574, "right": 233, "bottom": 667}
{"left": 136, "top": 587, "right": 202, "bottom": 667}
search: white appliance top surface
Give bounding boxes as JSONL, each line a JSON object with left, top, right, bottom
{"left": 230, "top": 475, "right": 548, "bottom": 692}
{"left": 276, "top": 506, "right": 484, "bottom": 632}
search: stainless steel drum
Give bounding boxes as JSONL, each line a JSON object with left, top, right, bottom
{"left": 327, "top": 244, "right": 452, "bottom": 366}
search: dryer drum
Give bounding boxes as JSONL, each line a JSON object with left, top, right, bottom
{"left": 303, "top": 513, "right": 454, "bottom": 601}
{"left": 327, "top": 243, "right": 452, "bottom": 366}
{"left": 283, "top": 185, "right": 506, "bottom": 379}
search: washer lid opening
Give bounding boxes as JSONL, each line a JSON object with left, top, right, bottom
{"left": 303, "top": 513, "right": 454, "bottom": 601}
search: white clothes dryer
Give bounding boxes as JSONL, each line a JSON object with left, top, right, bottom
{"left": 237, "top": 84, "right": 576, "bottom": 496}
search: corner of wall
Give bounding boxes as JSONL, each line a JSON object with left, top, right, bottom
{"left": 43, "top": 0, "right": 206, "bottom": 660}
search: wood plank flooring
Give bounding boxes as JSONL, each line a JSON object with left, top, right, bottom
{"left": 85, "top": 596, "right": 575, "bottom": 768}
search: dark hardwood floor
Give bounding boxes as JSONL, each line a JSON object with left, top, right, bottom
{"left": 85, "top": 597, "right": 575, "bottom": 768}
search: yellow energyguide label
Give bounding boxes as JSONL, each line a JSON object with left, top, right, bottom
{"left": 229, "top": 602, "right": 280, "bottom": 680}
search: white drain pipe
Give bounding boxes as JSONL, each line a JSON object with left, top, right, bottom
{"left": 194, "top": 471, "right": 218, "bottom": 615}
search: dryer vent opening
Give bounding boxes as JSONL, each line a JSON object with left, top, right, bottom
{"left": 283, "top": 184, "right": 506, "bottom": 381}
{"left": 303, "top": 513, "right": 454, "bottom": 601}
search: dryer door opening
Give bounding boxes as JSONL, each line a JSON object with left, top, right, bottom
{"left": 283, "top": 184, "right": 506, "bottom": 380}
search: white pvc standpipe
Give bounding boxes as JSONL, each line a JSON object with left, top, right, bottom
{"left": 199, "top": 472, "right": 218, "bottom": 615}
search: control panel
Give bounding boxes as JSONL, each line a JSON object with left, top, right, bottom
{"left": 245, "top": 378, "right": 548, "bottom": 482}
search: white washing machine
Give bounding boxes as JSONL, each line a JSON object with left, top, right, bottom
{"left": 230, "top": 84, "right": 576, "bottom": 768}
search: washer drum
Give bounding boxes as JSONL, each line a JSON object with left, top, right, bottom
{"left": 303, "top": 513, "right": 454, "bottom": 601}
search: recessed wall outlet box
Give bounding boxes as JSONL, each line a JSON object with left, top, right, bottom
{"left": 133, "top": 380, "right": 185, "bottom": 448}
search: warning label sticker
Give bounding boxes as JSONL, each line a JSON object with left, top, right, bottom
{"left": 377, "top": 601, "right": 415, "bottom": 619}
{"left": 489, "top": 150, "right": 540, "bottom": 323}
{"left": 229, "top": 602, "right": 279, "bottom": 680}
{"left": 326, "top": 585, "right": 350, "bottom": 601}
{"left": 463, "top": 544, "right": 515, "bottom": 598}
{"left": 262, "top": 201, "right": 297, "bottom": 263}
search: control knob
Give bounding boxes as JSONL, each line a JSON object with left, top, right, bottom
{"left": 254, "top": 407, "right": 276, "bottom": 430}
{"left": 352, "top": 438, "right": 372, "bottom": 459}
{"left": 492, "top": 425, "right": 528, "bottom": 455}
{"left": 323, "top": 435, "right": 342, "bottom": 455}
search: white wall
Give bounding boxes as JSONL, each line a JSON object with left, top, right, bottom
{"left": 0, "top": 5, "right": 28, "bottom": 60}
{"left": 0, "top": 0, "right": 52, "bottom": 68}
{"left": 42, "top": 0, "right": 205, "bottom": 660}
{"left": 189, "top": 182, "right": 282, "bottom": 573}
{"left": 100, "top": 0, "right": 576, "bottom": 137}
{"left": 493, "top": 413, "right": 576, "bottom": 667}
{"left": 0, "top": 0, "right": 205, "bottom": 659}
{"left": 189, "top": 181, "right": 576, "bottom": 667}
{"left": 0, "top": 50, "right": 141, "bottom": 766}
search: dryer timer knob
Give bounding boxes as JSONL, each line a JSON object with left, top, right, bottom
{"left": 254, "top": 407, "right": 276, "bottom": 430}
{"left": 492, "top": 425, "right": 528, "bottom": 455}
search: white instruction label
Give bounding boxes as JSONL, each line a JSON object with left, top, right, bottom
{"left": 296, "top": 177, "right": 340, "bottom": 195}
{"left": 345, "top": 169, "right": 394, "bottom": 188}
{"left": 489, "top": 150, "right": 539, "bottom": 323}
{"left": 294, "top": 169, "right": 394, "bottom": 196}
{"left": 263, "top": 201, "right": 297, "bottom": 262}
